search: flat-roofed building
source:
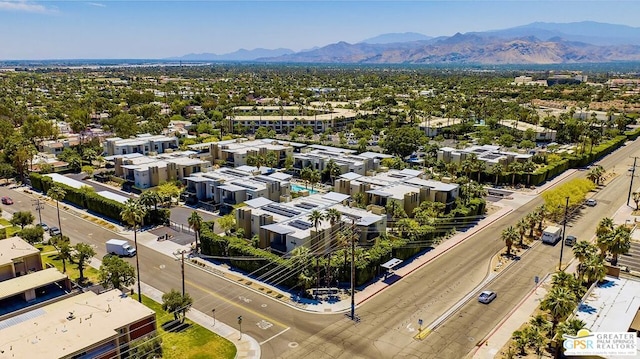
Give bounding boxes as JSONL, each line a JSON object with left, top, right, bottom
{"left": 0, "top": 289, "right": 157, "bottom": 359}
{"left": 437, "top": 145, "right": 532, "bottom": 168}
{"left": 229, "top": 103, "right": 361, "bottom": 134}
{"left": 334, "top": 169, "right": 459, "bottom": 216}
{"left": 499, "top": 120, "right": 556, "bottom": 142}
{"left": 104, "top": 134, "right": 179, "bottom": 156}
{"left": 0, "top": 236, "right": 44, "bottom": 281}
{"left": 109, "top": 151, "right": 211, "bottom": 189}
{"left": 293, "top": 145, "right": 385, "bottom": 176}
{"left": 183, "top": 167, "right": 292, "bottom": 212}
{"left": 196, "top": 138, "right": 296, "bottom": 168}
{"left": 0, "top": 237, "right": 71, "bottom": 309}
{"left": 236, "top": 192, "right": 386, "bottom": 252}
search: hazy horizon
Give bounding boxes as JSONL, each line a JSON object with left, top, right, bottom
{"left": 1, "top": 1, "right": 640, "bottom": 60}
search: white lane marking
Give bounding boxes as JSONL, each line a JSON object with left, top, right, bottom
{"left": 259, "top": 327, "right": 291, "bottom": 345}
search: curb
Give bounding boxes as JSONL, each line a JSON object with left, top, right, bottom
{"left": 357, "top": 207, "right": 514, "bottom": 305}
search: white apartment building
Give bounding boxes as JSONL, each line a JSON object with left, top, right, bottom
{"left": 104, "top": 134, "right": 179, "bottom": 156}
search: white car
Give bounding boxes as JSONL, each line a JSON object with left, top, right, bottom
{"left": 478, "top": 290, "right": 497, "bottom": 304}
{"left": 586, "top": 199, "right": 597, "bottom": 207}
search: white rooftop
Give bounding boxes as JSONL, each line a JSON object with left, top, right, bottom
{"left": 575, "top": 276, "right": 640, "bottom": 334}
{"left": 44, "top": 173, "right": 85, "bottom": 189}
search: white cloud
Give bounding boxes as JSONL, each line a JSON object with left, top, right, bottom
{"left": 0, "top": 0, "right": 50, "bottom": 13}
{"left": 87, "top": 2, "right": 106, "bottom": 7}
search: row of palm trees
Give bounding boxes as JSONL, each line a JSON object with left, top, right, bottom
{"left": 501, "top": 206, "right": 546, "bottom": 255}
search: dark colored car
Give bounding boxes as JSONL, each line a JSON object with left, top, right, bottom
{"left": 49, "top": 227, "right": 61, "bottom": 237}
{"left": 1, "top": 196, "right": 13, "bottom": 205}
{"left": 565, "top": 235, "right": 577, "bottom": 247}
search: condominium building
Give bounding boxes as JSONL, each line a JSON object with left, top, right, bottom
{"left": 235, "top": 192, "right": 386, "bottom": 253}
{"left": 183, "top": 167, "right": 292, "bottom": 213}
{"left": 229, "top": 104, "right": 360, "bottom": 134}
{"left": 437, "top": 145, "right": 533, "bottom": 167}
{"left": 104, "top": 134, "right": 179, "bottom": 156}
{"left": 293, "top": 145, "right": 389, "bottom": 176}
{"left": 198, "top": 138, "right": 297, "bottom": 168}
{"left": 109, "top": 151, "right": 211, "bottom": 189}
{"left": 333, "top": 169, "right": 460, "bottom": 216}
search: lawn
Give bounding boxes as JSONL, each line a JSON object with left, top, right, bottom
{"left": 40, "top": 247, "right": 101, "bottom": 285}
{"left": 139, "top": 294, "right": 237, "bottom": 359}
{"left": 0, "top": 218, "right": 20, "bottom": 238}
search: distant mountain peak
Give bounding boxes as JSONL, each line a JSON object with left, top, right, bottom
{"left": 360, "top": 32, "right": 431, "bottom": 44}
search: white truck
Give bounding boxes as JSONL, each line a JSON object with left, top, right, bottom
{"left": 106, "top": 239, "right": 136, "bottom": 257}
{"left": 541, "top": 226, "right": 562, "bottom": 245}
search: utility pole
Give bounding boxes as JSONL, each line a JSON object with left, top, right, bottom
{"left": 559, "top": 196, "right": 569, "bottom": 271}
{"left": 628, "top": 157, "right": 638, "bottom": 207}
{"left": 350, "top": 217, "right": 358, "bottom": 321}
{"left": 33, "top": 199, "right": 44, "bottom": 225}
{"left": 174, "top": 250, "right": 187, "bottom": 296}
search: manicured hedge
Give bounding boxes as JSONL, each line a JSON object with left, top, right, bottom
{"left": 29, "top": 173, "right": 168, "bottom": 225}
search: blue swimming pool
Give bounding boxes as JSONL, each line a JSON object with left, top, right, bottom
{"left": 291, "top": 183, "right": 318, "bottom": 194}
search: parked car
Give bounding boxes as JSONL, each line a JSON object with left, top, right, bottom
{"left": 565, "top": 235, "right": 577, "bottom": 247}
{"left": 49, "top": 226, "right": 61, "bottom": 237}
{"left": 37, "top": 223, "right": 49, "bottom": 232}
{"left": 586, "top": 199, "right": 597, "bottom": 207}
{"left": 1, "top": 196, "right": 13, "bottom": 205}
{"left": 478, "top": 290, "right": 497, "bottom": 304}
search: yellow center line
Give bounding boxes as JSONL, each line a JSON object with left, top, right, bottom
{"left": 186, "top": 279, "right": 289, "bottom": 329}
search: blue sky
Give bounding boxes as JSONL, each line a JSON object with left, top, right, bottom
{"left": 1, "top": 1, "right": 640, "bottom": 60}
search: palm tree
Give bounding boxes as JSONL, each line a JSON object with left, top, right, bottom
{"left": 501, "top": 226, "right": 519, "bottom": 256}
{"left": 557, "top": 318, "right": 586, "bottom": 340}
{"left": 521, "top": 160, "right": 536, "bottom": 186}
{"left": 324, "top": 208, "right": 342, "bottom": 228}
{"left": 121, "top": 199, "right": 145, "bottom": 302}
{"left": 526, "top": 212, "right": 538, "bottom": 238}
{"left": 551, "top": 270, "right": 576, "bottom": 288}
{"left": 47, "top": 185, "right": 66, "bottom": 238}
{"left": 58, "top": 241, "right": 72, "bottom": 273}
{"left": 508, "top": 161, "right": 524, "bottom": 186}
{"left": 188, "top": 211, "right": 203, "bottom": 253}
{"left": 609, "top": 225, "right": 631, "bottom": 265}
{"left": 325, "top": 159, "right": 341, "bottom": 185}
{"left": 488, "top": 164, "right": 503, "bottom": 186}
{"left": 300, "top": 167, "right": 312, "bottom": 189}
{"left": 581, "top": 255, "right": 607, "bottom": 284}
{"left": 541, "top": 286, "right": 578, "bottom": 332}
{"left": 139, "top": 190, "right": 161, "bottom": 211}
{"left": 512, "top": 329, "right": 528, "bottom": 356}
{"left": 573, "top": 240, "right": 597, "bottom": 279}
{"left": 308, "top": 209, "right": 324, "bottom": 252}
{"left": 516, "top": 218, "right": 527, "bottom": 246}
{"left": 536, "top": 205, "right": 546, "bottom": 231}
{"left": 309, "top": 169, "right": 321, "bottom": 191}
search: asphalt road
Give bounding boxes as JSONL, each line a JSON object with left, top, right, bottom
{"left": 3, "top": 140, "right": 638, "bottom": 359}
{"left": 277, "top": 140, "right": 640, "bottom": 359}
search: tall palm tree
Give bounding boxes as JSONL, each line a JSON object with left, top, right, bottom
{"left": 516, "top": 218, "right": 527, "bottom": 246}
{"left": 121, "top": 199, "right": 145, "bottom": 302}
{"left": 325, "top": 159, "right": 341, "bottom": 185}
{"left": 526, "top": 212, "right": 538, "bottom": 238}
{"left": 47, "top": 185, "right": 66, "bottom": 238}
{"left": 308, "top": 209, "right": 324, "bottom": 252}
{"left": 557, "top": 318, "right": 587, "bottom": 340}
{"left": 188, "top": 211, "right": 203, "bottom": 253}
{"left": 300, "top": 167, "right": 312, "bottom": 189}
{"left": 551, "top": 271, "right": 576, "bottom": 288}
{"left": 609, "top": 225, "right": 631, "bottom": 265}
{"left": 536, "top": 205, "right": 546, "bottom": 231}
{"left": 309, "top": 170, "right": 321, "bottom": 191}
{"left": 501, "top": 226, "right": 519, "bottom": 256}
{"left": 541, "top": 286, "right": 578, "bottom": 332}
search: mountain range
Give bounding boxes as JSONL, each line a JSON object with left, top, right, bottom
{"left": 170, "top": 21, "right": 640, "bottom": 64}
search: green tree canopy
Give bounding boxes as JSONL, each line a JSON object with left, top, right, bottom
{"left": 380, "top": 126, "right": 426, "bottom": 158}
{"left": 99, "top": 254, "right": 136, "bottom": 290}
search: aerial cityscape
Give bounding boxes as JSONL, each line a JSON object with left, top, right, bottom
{"left": 0, "top": 1, "right": 640, "bottom": 359}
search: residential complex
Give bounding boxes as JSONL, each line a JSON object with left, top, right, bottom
{"left": 229, "top": 104, "right": 361, "bottom": 134}
{"left": 109, "top": 151, "right": 211, "bottom": 189}
{"left": 437, "top": 145, "right": 533, "bottom": 167}
{"left": 192, "top": 138, "right": 298, "bottom": 168}
{"left": 293, "top": 145, "right": 392, "bottom": 176}
{"left": 236, "top": 192, "right": 386, "bottom": 252}
{"left": 104, "top": 134, "right": 179, "bottom": 156}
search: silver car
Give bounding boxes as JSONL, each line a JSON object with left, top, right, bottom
{"left": 478, "top": 290, "right": 497, "bottom": 304}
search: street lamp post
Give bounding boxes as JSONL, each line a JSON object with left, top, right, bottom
{"left": 559, "top": 196, "right": 569, "bottom": 271}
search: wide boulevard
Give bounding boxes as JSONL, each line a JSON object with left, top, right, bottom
{"left": 1, "top": 139, "right": 638, "bottom": 359}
